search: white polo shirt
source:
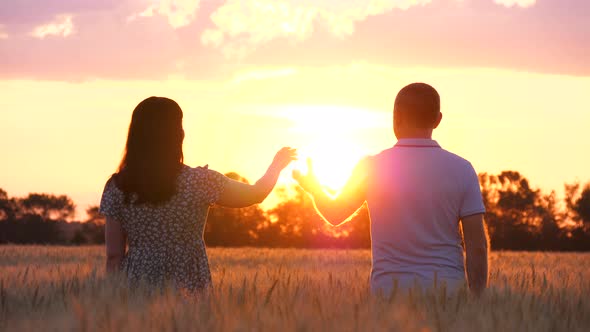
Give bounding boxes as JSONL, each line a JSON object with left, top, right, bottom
{"left": 362, "top": 138, "right": 485, "bottom": 293}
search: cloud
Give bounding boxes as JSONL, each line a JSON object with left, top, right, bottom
{"left": 0, "top": 1, "right": 193, "bottom": 81}
{"left": 201, "top": 0, "right": 431, "bottom": 58}
{"left": 128, "top": 0, "right": 201, "bottom": 29}
{"left": 493, "top": 0, "right": 536, "bottom": 8}
{"left": 31, "top": 14, "right": 74, "bottom": 39}
{"left": 0, "top": 0, "right": 587, "bottom": 80}
{"left": 0, "top": 25, "right": 7, "bottom": 39}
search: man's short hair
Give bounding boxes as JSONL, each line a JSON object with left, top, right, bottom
{"left": 394, "top": 83, "right": 440, "bottom": 129}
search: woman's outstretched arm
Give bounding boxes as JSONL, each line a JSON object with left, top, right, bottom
{"left": 216, "top": 147, "right": 297, "bottom": 208}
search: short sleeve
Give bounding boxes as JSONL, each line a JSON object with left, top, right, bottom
{"left": 192, "top": 166, "right": 229, "bottom": 205}
{"left": 99, "top": 177, "right": 123, "bottom": 219}
{"left": 459, "top": 163, "right": 486, "bottom": 219}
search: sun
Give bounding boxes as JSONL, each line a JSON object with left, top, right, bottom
{"left": 292, "top": 141, "right": 365, "bottom": 191}
{"left": 282, "top": 105, "right": 379, "bottom": 191}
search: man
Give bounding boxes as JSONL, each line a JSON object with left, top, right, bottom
{"left": 293, "top": 83, "right": 489, "bottom": 295}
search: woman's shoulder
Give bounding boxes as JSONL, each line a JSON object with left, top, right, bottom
{"left": 102, "top": 174, "right": 127, "bottom": 203}
{"left": 181, "top": 164, "right": 228, "bottom": 202}
{"left": 182, "top": 164, "right": 224, "bottom": 179}
{"left": 102, "top": 174, "right": 118, "bottom": 191}
{"left": 103, "top": 173, "right": 124, "bottom": 193}
{"left": 100, "top": 174, "right": 124, "bottom": 217}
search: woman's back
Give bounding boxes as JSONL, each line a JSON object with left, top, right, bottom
{"left": 100, "top": 165, "right": 227, "bottom": 291}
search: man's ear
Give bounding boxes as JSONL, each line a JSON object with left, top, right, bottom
{"left": 433, "top": 112, "right": 443, "bottom": 129}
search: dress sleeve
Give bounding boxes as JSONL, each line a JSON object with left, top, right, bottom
{"left": 192, "top": 166, "right": 229, "bottom": 205}
{"left": 459, "top": 163, "right": 486, "bottom": 219}
{"left": 99, "top": 177, "right": 123, "bottom": 219}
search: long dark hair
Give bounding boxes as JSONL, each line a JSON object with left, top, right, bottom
{"left": 114, "top": 97, "right": 184, "bottom": 205}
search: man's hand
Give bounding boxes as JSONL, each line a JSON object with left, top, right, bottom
{"left": 292, "top": 158, "right": 322, "bottom": 194}
{"left": 292, "top": 157, "right": 368, "bottom": 226}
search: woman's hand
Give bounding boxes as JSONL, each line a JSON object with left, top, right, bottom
{"left": 270, "top": 147, "right": 298, "bottom": 171}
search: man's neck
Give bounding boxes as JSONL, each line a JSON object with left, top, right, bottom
{"left": 396, "top": 130, "right": 433, "bottom": 140}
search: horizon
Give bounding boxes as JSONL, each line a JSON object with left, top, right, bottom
{"left": 1, "top": 0, "right": 589, "bottom": 219}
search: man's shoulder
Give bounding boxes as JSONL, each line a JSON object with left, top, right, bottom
{"left": 370, "top": 148, "right": 395, "bottom": 162}
{"left": 370, "top": 146, "right": 472, "bottom": 165}
{"left": 439, "top": 148, "right": 473, "bottom": 168}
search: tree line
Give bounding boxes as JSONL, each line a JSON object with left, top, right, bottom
{"left": 1, "top": 171, "right": 589, "bottom": 250}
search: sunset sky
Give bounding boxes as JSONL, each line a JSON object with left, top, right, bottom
{"left": 1, "top": 0, "right": 589, "bottom": 218}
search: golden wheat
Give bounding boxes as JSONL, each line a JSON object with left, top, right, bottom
{"left": 0, "top": 246, "right": 589, "bottom": 331}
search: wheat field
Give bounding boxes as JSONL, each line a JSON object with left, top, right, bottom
{"left": 1, "top": 246, "right": 589, "bottom": 331}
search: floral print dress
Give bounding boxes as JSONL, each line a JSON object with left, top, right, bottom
{"left": 99, "top": 165, "right": 228, "bottom": 292}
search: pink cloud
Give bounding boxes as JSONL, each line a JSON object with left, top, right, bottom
{"left": 494, "top": 0, "right": 536, "bottom": 8}
{"left": 128, "top": 0, "right": 202, "bottom": 29}
{"left": 31, "top": 14, "right": 75, "bottom": 39}
{"left": 0, "top": 0, "right": 588, "bottom": 80}
{"left": 201, "top": 0, "right": 432, "bottom": 59}
{"left": 0, "top": 24, "right": 8, "bottom": 39}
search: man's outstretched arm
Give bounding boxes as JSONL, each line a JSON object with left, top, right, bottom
{"left": 461, "top": 213, "right": 489, "bottom": 296}
{"left": 293, "top": 158, "right": 368, "bottom": 226}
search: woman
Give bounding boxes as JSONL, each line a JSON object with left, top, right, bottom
{"left": 99, "top": 97, "right": 297, "bottom": 292}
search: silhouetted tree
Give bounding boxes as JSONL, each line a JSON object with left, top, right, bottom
{"left": 479, "top": 171, "right": 562, "bottom": 250}
{"left": 563, "top": 182, "right": 590, "bottom": 250}
{"left": 1, "top": 172, "right": 589, "bottom": 249}
{"left": 538, "top": 191, "right": 562, "bottom": 250}
{"left": 343, "top": 204, "right": 371, "bottom": 248}
{"left": 85, "top": 206, "right": 104, "bottom": 224}
{"left": 19, "top": 193, "right": 75, "bottom": 221}
{"left": 204, "top": 173, "right": 267, "bottom": 246}
{"left": 577, "top": 188, "right": 590, "bottom": 225}
{"left": 71, "top": 230, "right": 88, "bottom": 245}
{"left": 565, "top": 182, "right": 590, "bottom": 228}
{"left": 268, "top": 186, "right": 371, "bottom": 248}
{"left": 0, "top": 191, "right": 73, "bottom": 244}
{"left": 268, "top": 186, "right": 323, "bottom": 247}
{"left": 80, "top": 206, "right": 106, "bottom": 244}
{"left": 0, "top": 188, "right": 17, "bottom": 221}
{"left": 0, "top": 214, "right": 62, "bottom": 244}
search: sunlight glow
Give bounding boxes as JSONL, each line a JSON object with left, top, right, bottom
{"left": 2, "top": 66, "right": 590, "bottom": 214}
{"left": 294, "top": 142, "right": 366, "bottom": 191}
{"left": 280, "top": 105, "right": 386, "bottom": 191}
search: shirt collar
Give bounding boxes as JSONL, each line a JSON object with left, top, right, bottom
{"left": 394, "top": 138, "right": 441, "bottom": 148}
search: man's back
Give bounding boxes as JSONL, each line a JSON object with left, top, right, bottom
{"left": 365, "top": 138, "right": 485, "bottom": 293}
